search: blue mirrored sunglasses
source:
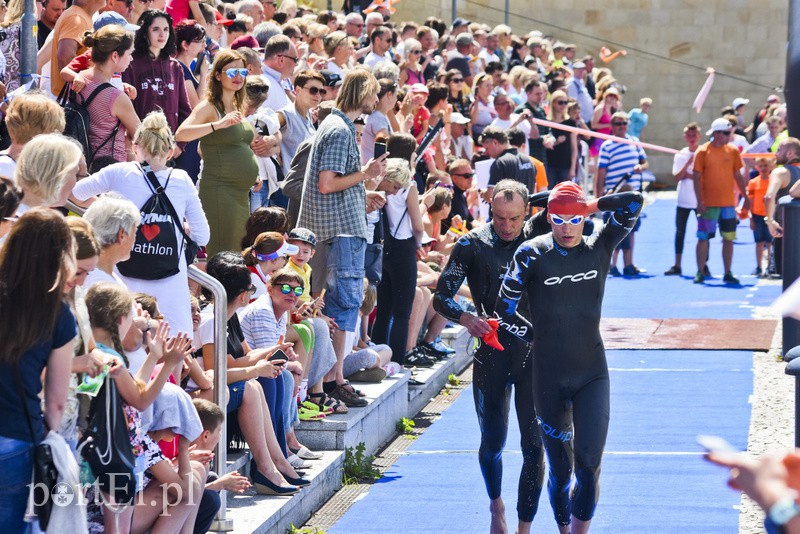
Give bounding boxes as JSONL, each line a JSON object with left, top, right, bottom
{"left": 225, "top": 68, "right": 249, "bottom": 78}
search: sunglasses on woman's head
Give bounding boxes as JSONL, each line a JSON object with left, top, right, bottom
{"left": 550, "top": 214, "right": 585, "bottom": 226}
{"left": 275, "top": 284, "right": 304, "bottom": 296}
{"left": 225, "top": 68, "right": 249, "bottom": 78}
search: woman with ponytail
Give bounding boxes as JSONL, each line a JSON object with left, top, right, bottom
{"left": 73, "top": 111, "right": 210, "bottom": 335}
{"left": 242, "top": 231, "right": 298, "bottom": 301}
{"left": 62, "top": 24, "right": 141, "bottom": 169}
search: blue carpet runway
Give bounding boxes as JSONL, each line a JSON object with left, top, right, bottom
{"left": 327, "top": 194, "right": 783, "bottom": 533}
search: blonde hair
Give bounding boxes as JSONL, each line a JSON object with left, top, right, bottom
{"left": 306, "top": 22, "right": 328, "bottom": 41}
{"left": 383, "top": 158, "right": 411, "bottom": 188}
{"left": 472, "top": 72, "right": 492, "bottom": 95}
{"left": 323, "top": 30, "right": 349, "bottom": 56}
{"left": 135, "top": 111, "right": 175, "bottom": 159}
{"left": 1, "top": 0, "right": 23, "bottom": 27}
{"left": 360, "top": 279, "right": 376, "bottom": 315}
{"left": 336, "top": 69, "right": 379, "bottom": 114}
{"left": 5, "top": 92, "right": 66, "bottom": 145}
{"left": 15, "top": 134, "right": 82, "bottom": 207}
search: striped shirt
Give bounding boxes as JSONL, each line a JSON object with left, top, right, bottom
{"left": 597, "top": 134, "right": 646, "bottom": 192}
{"left": 80, "top": 77, "right": 126, "bottom": 163}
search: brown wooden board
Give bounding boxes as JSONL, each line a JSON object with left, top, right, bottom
{"left": 600, "top": 318, "right": 777, "bottom": 351}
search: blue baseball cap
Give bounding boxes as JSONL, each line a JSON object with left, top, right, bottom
{"left": 93, "top": 12, "right": 139, "bottom": 33}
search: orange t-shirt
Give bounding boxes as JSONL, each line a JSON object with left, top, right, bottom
{"left": 50, "top": 5, "right": 92, "bottom": 96}
{"left": 746, "top": 175, "right": 770, "bottom": 217}
{"left": 693, "top": 142, "right": 744, "bottom": 207}
{"left": 531, "top": 156, "right": 548, "bottom": 192}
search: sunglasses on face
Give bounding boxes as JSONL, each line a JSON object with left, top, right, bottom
{"left": 225, "top": 68, "right": 248, "bottom": 78}
{"left": 302, "top": 85, "right": 324, "bottom": 95}
{"left": 247, "top": 85, "right": 268, "bottom": 94}
{"left": 554, "top": 100, "right": 568, "bottom": 105}
{"left": 450, "top": 78, "right": 464, "bottom": 83}
{"left": 550, "top": 214, "right": 585, "bottom": 226}
{"left": 279, "top": 54, "right": 299, "bottom": 63}
{"left": 275, "top": 284, "right": 304, "bottom": 296}
{"left": 716, "top": 131, "right": 732, "bottom": 136}
{"left": 452, "top": 171, "right": 474, "bottom": 177}
{"left": 410, "top": 49, "right": 422, "bottom": 55}
{"left": 612, "top": 121, "right": 628, "bottom": 126}
{"left": 246, "top": 284, "right": 257, "bottom": 294}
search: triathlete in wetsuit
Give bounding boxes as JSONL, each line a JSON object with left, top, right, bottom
{"left": 496, "top": 183, "right": 642, "bottom": 533}
{"left": 433, "top": 180, "right": 550, "bottom": 534}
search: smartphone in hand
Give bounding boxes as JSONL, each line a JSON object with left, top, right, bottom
{"left": 374, "top": 141, "right": 387, "bottom": 158}
{"left": 269, "top": 349, "right": 288, "bottom": 362}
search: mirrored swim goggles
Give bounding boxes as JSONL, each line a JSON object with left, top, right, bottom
{"left": 550, "top": 214, "right": 585, "bottom": 226}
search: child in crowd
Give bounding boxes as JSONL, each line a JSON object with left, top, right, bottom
{"left": 191, "top": 398, "right": 252, "bottom": 494}
{"left": 243, "top": 231, "right": 299, "bottom": 301}
{"left": 349, "top": 280, "right": 399, "bottom": 381}
{"left": 84, "top": 282, "right": 189, "bottom": 532}
{"left": 746, "top": 157, "right": 774, "bottom": 276}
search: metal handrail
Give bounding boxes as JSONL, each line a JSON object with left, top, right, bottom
{"left": 68, "top": 200, "right": 233, "bottom": 530}
{"left": 187, "top": 265, "right": 233, "bottom": 531}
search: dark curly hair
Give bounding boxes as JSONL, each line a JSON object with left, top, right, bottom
{"left": 134, "top": 10, "right": 177, "bottom": 59}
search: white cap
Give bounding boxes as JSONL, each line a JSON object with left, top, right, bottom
{"left": 706, "top": 117, "right": 732, "bottom": 136}
{"left": 450, "top": 112, "right": 470, "bottom": 124}
{"left": 732, "top": 97, "right": 750, "bottom": 110}
{"left": 420, "top": 233, "right": 436, "bottom": 245}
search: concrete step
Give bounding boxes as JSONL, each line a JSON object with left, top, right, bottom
{"left": 408, "top": 326, "right": 472, "bottom": 415}
{"left": 224, "top": 450, "right": 344, "bottom": 534}
{"left": 295, "top": 371, "right": 410, "bottom": 456}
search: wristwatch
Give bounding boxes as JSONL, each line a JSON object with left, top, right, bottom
{"left": 767, "top": 495, "right": 800, "bottom": 527}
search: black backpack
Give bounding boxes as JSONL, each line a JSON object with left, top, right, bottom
{"left": 117, "top": 165, "right": 193, "bottom": 280}
{"left": 79, "top": 377, "right": 137, "bottom": 505}
{"left": 58, "top": 82, "right": 121, "bottom": 169}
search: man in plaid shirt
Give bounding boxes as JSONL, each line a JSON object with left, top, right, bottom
{"left": 297, "top": 69, "right": 387, "bottom": 407}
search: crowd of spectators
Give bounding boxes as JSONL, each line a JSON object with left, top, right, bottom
{"left": 0, "top": 0, "right": 794, "bottom": 531}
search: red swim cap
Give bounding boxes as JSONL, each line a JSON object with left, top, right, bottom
{"left": 547, "top": 182, "right": 587, "bottom": 216}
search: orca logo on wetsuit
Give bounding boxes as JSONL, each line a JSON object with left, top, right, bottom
{"left": 543, "top": 270, "right": 599, "bottom": 286}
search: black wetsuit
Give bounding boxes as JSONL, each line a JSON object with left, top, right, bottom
{"left": 495, "top": 192, "right": 643, "bottom": 525}
{"left": 433, "top": 205, "right": 550, "bottom": 522}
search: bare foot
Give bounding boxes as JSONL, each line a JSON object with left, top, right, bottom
{"left": 516, "top": 520, "right": 532, "bottom": 534}
{"left": 489, "top": 498, "right": 508, "bottom": 534}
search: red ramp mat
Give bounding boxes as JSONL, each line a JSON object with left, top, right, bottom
{"left": 601, "top": 318, "right": 777, "bottom": 351}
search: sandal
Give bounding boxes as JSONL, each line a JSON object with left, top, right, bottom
{"left": 340, "top": 380, "right": 366, "bottom": 397}
{"left": 301, "top": 399, "right": 333, "bottom": 416}
{"left": 298, "top": 405, "right": 326, "bottom": 421}
{"left": 308, "top": 391, "right": 348, "bottom": 414}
